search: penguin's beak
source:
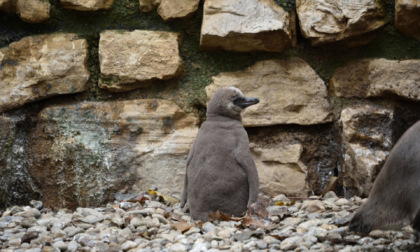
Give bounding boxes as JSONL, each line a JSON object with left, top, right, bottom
{"left": 234, "top": 96, "right": 260, "bottom": 109}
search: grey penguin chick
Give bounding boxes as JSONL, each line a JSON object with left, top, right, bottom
{"left": 349, "top": 120, "right": 420, "bottom": 234}
{"left": 180, "top": 86, "right": 260, "bottom": 222}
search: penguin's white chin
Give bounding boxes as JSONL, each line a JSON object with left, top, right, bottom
{"left": 227, "top": 103, "right": 242, "bottom": 114}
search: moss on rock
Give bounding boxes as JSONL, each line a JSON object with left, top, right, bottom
{"left": 0, "top": 0, "right": 419, "bottom": 121}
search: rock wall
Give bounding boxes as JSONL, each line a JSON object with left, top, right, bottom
{"left": 0, "top": 0, "right": 419, "bottom": 208}
{"left": 27, "top": 99, "right": 198, "bottom": 209}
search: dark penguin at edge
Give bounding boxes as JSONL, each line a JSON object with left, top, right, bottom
{"left": 180, "top": 86, "right": 260, "bottom": 222}
{"left": 349, "top": 120, "right": 420, "bottom": 234}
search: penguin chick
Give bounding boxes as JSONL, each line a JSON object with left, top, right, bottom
{"left": 180, "top": 86, "right": 260, "bottom": 222}
{"left": 349, "top": 120, "right": 420, "bottom": 234}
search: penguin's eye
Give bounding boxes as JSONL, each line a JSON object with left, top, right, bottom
{"left": 232, "top": 96, "right": 245, "bottom": 106}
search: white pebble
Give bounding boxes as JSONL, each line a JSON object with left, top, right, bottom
{"left": 67, "top": 240, "right": 81, "bottom": 252}
{"left": 280, "top": 236, "right": 303, "bottom": 250}
{"left": 121, "top": 240, "right": 137, "bottom": 250}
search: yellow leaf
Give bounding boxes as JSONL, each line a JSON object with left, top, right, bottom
{"left": 208, "top": 210, "right": 231, "bottom": 221}
{"left": 147, "top": 188, "right": 180, "bottom": 205}
{"left": 275, "top": 200, "right": 295, "bottom": 206}
{"left": 170, "top": 221, "right": 195, "bottom": 233}
{"left": 141, "top": 231, "right": 151, "bottom": 240}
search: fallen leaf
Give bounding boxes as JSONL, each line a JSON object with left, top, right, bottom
{"left": 141, "top": 231, "right": 151, "bottom": 240}
{"left": 170, "top": 221, "right": 195, "bottom": 233}
{"left": 209, "top": 210, "right": 231, "bottom": 221}
{"left": 242, "top": 215, "right": 276, "bottom": 230}
{"left": 240, "top": 204, "right": 276, "bottom": 230}
{"left": 147, "top": 188, "right": 180, "bottom": 205}
{"left": 230, "top": 216, "right": 243, "bottom": 222}
{"left": 127, "top": 193, "right": 148, "bottom": 204}
{"left": 275, "top": 200, "right": 295, "bottom": 206}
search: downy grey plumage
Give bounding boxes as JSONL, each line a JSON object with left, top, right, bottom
{"left": 180, "top": 86, "right": 260, "bottom": 221}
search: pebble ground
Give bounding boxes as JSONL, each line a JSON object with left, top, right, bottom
{"left": 1, "top": 191, "right": 418, "bottom": 252}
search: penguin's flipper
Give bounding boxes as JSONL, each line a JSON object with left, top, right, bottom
{"left": 234, "top": 130, "right": 259, "bottom": 206}
{"left": 181, "top": 141, "right": 195, "bottom": 208}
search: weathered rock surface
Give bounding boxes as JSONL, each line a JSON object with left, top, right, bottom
{"left": 248, "top": 125, "right": 339, "bottom": 196}
{"left": 339, "top": 105, "right": 393, "bottom": 197}
{"left": 0, "top": 0, "right": 50, "bottom": 23}
{"left": 200, "top": 0, "right": 296, "bottom": 52}
{"left": 157, "top": 0, "right": 199, "bottom": 21}
{"left": 27, "top": 99, "right": 198, "bottom": 209}
{"left": 98, "top": 30, "right": 183, "bottom": 92}
{"left": 330, "top": 58, "right": 420, "bottom": 101}
{"left": 395, "top": 0, "right": 420, "bottom": 41}
{"left": 0, "top": 116, "right": 39, "bottom": 208}
{"left": 16, "top": 0, "right": 50, "bottom": 23}
{"left": 251, "top": 143, "right": 309, "bottom": 197}
{"left": 60, "top": 0, "right": 114, "bottom": 11}
{"left": 206, "top": 58, "right": 333, "bottom": 127}
{"left": 0, "top": 34, "right": 89, "bottom": 113}
{"left": 296, "top": 0, "right": 386, "bottom": 46}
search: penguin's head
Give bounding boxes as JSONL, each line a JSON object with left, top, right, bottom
{"left": 206, "top": 86, "right": 259, "bottom": 120}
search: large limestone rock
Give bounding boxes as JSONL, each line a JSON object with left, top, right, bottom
{"left": 330, "top": 58, "right": 420, "bottom": 101}
{"left": 27, "top": 99, "right": 198, "bottom": 209}
{"left": 0, "top": 0, "right": 50, "bottom": 23}
{"left": 251, "top": 143, "right": 309, "bottom": 197}
{"left": 247, "top": 125, "right": 338, "bottom": 196}
{"left": 395, "top": 0, "right": 420, "bottom": 41}
{"left": 296, "top": 0, "right": 386, "bottom": 46}
{"left": 99, "top": 30, "right": 183, "bottom": 92}
{"left": 0, "top": 34, "right": 90, "bottom": 113}
{"left": 200, "top": 0, "right": 296, "bottom": 52}
{"left": 206, "top": 58, "right": 333, "bottom": 127}
{"left": 157, "top": 0, "right": 199, "bottom": 21}
{"left": 60, "top": 0, "right": 114, "bottom": 11}
{"left": 339, "top": 105, "right": 393, "bottom": 197}
{"left": 16, "top": 0, "right": 50, "bottom": 23}
{"left": 0, "top": 116, "right": 39, "bottom": 207}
